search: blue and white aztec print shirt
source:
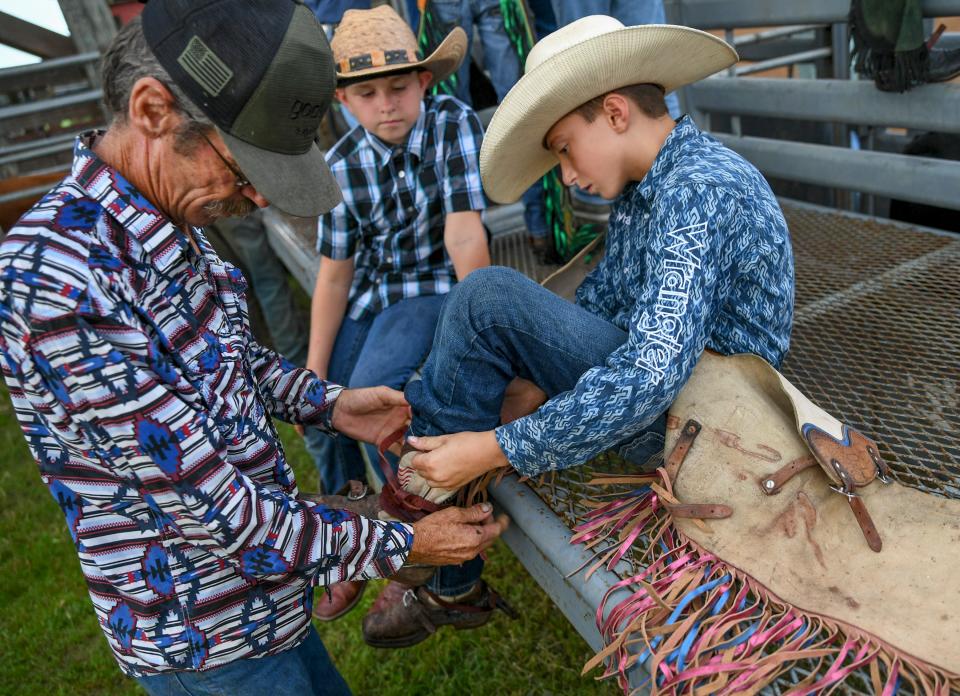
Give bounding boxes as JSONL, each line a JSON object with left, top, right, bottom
{"left": 0, "top": 134, "right": 413, "bottom": 677}
{"left": 319, "top": 95, "right": 487, "bottom": 320}
{"left": 496, "top": 116, "right": 795, "bottom": 475}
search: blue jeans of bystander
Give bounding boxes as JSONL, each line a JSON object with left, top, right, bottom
{"left": 430, "top": 0, "right": 523, "bottom": 103}
{"left": 304, "top": 294, "right": 447, "bottom": 494}
{"left": 228, "top": 212, "right": 309, "bottom": 366}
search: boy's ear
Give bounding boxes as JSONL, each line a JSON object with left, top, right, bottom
{"left": 418, "top": 70, "right": 433, "bottom": 91}
{"left": 334, "top": 87, "right": 348, "bottom": 104}
{"left": 602, "top": 93, "right": 631, "bottom": 135}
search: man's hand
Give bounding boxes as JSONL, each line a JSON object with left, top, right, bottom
{"left": 407, "top": 503, "right": 509, "bottom": 566}
{"left": 330, "top": 387, "right": 410, "bottom": 445}
{"left": 408, "top": 430, "right": 509, "bottom": 490}
{"left": 500, "top": 377, "right": 547, "bottom": 424}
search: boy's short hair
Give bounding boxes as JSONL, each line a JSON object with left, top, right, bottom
{"left": 574, "top": 83, "right": 668, "bottom": 122}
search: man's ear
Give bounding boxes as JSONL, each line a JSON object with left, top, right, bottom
{"left": 127, "top": 77, "right": 181, "bottom": 138}
{"left": 602, "top": 93, "right": 631, "bottom": 135}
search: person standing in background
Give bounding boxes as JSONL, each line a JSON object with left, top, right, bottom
{"left": 550, "top": 0, "right": 681, "bottom": 117}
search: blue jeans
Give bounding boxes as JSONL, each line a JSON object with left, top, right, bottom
{"left": 431, "top": 0, "right": 548, "bottom": 238}
{"left": 135, "top": 626, "right": 351, "bottom": 696}
{"left": 229, "top": 212, "right": 308, "bottom": 366}
{"left": 304, "top": 294, "right": 447, "bottom": 494}
{"left": 431, "top": 0, "right": 523, "bottom": 103}
{"left": 549, "top": 0, "right": 681, "bottom": 118}
{"left": 406, "top": 267, "right": 666, "bottom": 594}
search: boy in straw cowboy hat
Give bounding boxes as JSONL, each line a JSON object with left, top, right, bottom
{"left": 301, "top": 5, "right": 493, "bottom": 621}
{"left": 361, "top": 16, "right": 796, "bottom": 647}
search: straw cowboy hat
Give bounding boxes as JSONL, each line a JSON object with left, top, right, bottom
{"left": 480, "top": 17, "right": 739, "bottom": 204}
{"left": 331, "top": 5, "right": 467, "bottom": 88}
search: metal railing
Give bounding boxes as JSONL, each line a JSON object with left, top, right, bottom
{"left": 671, "top": 0, "right": 960, "bottom": 213}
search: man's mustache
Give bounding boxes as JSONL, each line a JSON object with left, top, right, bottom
{"left": 202, "top": 196, "right": 258, "bottom": 219}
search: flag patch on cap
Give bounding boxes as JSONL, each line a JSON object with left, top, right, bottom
{"left": 177, "top": 36, "right": 233, "bottom": 96}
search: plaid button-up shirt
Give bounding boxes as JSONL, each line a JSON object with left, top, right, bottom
{"left": 0, "top": 134, "right": 413, "bottom": 677}
{"left": 319, "top": 95, "right": 487, "bottom": 320}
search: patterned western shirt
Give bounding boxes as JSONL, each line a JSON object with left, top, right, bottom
{"left": 0, "top": 134, "right": 413, "bottom": 677}
{"left": 319, "top": 95, "right": 487, "bottom": 320}
{"left": 496, "top": 116, "right": 795, "bottom": 475}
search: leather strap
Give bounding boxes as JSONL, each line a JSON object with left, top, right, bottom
{"left": 665, "top": 503, "right": 733, "bottom": 519}
{"left": 847, "top": 495, "right": 883, "bottom": 552}
{"left": 420, "top": 584, "right": 518, "bottom": 619}
{"left": 665, "top": 419, "right": 702, "bottom": 484}
{"left": 759, "top": 455, "right": 817, "bottom": 495}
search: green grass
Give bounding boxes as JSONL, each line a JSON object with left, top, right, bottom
{"left": 0, "top": 388, "right": 615, "bottom": 695}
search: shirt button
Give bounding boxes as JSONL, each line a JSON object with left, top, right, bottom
{"left": 398, "top": 171, "right": 406, "bottom": 179}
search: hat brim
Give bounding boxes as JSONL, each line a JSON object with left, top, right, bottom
{"left": 221, "top": 130, "right": 342, "bottom": 218}
{"left": 480, "top": 25, "right": 738, "bottom": 204}
{"left": 335, "top": 26, "right": 468, "bottom": 88}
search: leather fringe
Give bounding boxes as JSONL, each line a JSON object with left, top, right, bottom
{"left": 572, "top": 468, "right": 958, "bottom": 694}
{"left": 849, "top": 0, "right": 930, "bottom": 92}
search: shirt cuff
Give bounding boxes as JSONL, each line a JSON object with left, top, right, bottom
{"left": 301, "top": 376, "right": 344, "bottom": 433}
{"left": 360, "top": 520, "right": 415, "bottom": 579}
{"left": 495, "top": 420, "right": 550, "bottom": 477}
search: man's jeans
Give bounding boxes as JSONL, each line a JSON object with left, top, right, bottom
{"left": 406, "top": 267, "right": 666, "bottom": 595}
{"left": 550, "top": 0, "right": 681, "bottom": 118}
{"left": 135, "top": 625, "right": 351, "bottom": 696}
{"left": 304, "top": 294, "right": 446, "bottom": 494}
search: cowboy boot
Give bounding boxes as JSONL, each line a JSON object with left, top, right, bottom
{"left": 361, "top": 580, "right": 516, "bottom": 649}
{"left": 928, "top": 46, "right": 960, "bottom": 83}
{"left": 313, "top": 579, "right": 366, "bottom": 621}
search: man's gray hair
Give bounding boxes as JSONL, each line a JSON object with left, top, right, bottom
{"left": 101, "top": 16, "right": 212, "bottom": 129}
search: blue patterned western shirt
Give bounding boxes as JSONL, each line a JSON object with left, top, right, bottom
{"left": 0, "top": 134, "right": 413, "bottom": 676}
{"left": 496, "top": 116, "right": 795, "bottom": 475}
{"left": 319, "top": 95, "right": 487, "bottom": 320}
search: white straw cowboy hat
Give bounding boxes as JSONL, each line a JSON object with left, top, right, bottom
{"left": 331, "top": 5, "right": 467, "bottom": 88}
{"left": 480, "top": 17, "right": 739, "bottom": 204}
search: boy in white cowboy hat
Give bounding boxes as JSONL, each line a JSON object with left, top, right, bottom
{"left": 301, "top": 5, "right": 492, "bottom": 621}
{"left": 362, "top": 16, "right": 796, "bottom": 646}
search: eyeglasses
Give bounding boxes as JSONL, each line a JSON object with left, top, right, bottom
{"left": 202, "top": 132, "right": 251, "bottom": 188}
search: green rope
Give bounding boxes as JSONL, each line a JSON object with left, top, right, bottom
{"left": 417, "top": 5, "right": 459, "bottom": 96}
{"left": 499, "top": 0, "right": 535, "bottom": 65}
{"left": 542, "top": 167, "right": 601, "bottom": 262}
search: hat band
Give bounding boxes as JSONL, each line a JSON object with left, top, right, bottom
{"left": 338, "top": 48, "right": 420, "bottom": 74}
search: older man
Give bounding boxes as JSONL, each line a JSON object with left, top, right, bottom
{"left": 0, "top": 2, "right": 505, "bottom": 695}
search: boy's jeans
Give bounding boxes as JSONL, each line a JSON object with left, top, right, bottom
{"left": 135, "top": 626, "right": 351, "bottom": 696}
{"left": 304, "top": 294, "right": 446, "bottom": 495}
{"left": 406, "top": 267, "right": 666, "bottom": 595}
{"left": 549, "top": 0, "right": 682, "bottom": 118}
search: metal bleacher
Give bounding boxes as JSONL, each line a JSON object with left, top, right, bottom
{"left": 265, "top": 1, "right": 960, "bottom": 691}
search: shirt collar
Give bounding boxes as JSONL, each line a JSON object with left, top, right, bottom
{"left": 636, "top": 115, "right": 700, "bottom": 203}
{"left": 362, "top": 100, "right": 428, "bottom": 166}
{"left": 71, "top": 131, "right": 194, "bottom": 274}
